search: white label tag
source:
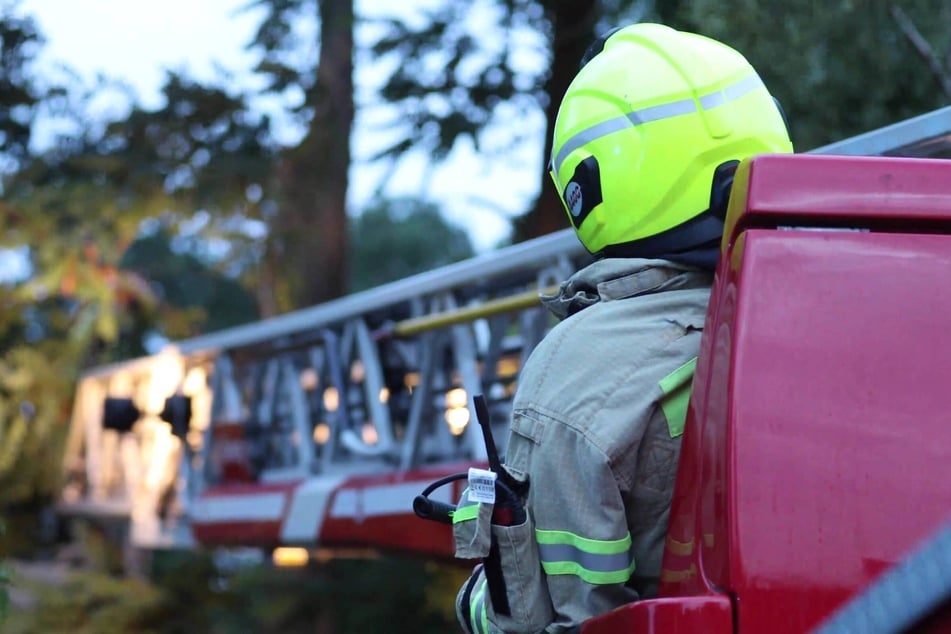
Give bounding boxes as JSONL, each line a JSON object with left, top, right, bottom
{"left": 467, "top": 467, "right": 497, "bottom": 504}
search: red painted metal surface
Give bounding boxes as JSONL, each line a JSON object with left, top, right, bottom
{"left": 724, "top": 154, "right": 951, "bottom": 246}
{"left": 191, "top": 480, "right": 298, "bottom": 545}
{"left": 320, "top": 512, "right": 454, "bottom": 558}
{"left": 319, "top": 462, "right": 476, "bottom": 560}
{"left": 191, "top": 462, "right": 473, "bottom": 559}
{"left": 597, "top": 154, "right": 951, "bottom": 633}
{"left": 581, "top": 596, "right": 732, "bottom": 634}
{"left": 726, "top": 229, "right": 951, "bottom": 632}
{"left": 207, "top": 421, "right": 258, "bottom": 484}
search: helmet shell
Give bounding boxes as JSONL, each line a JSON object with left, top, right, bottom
{"left": 550, "top": 23, "right": 793, "bottom": 255}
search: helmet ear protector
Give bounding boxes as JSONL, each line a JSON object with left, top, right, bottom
{"left": 709, "top": 160, "right": 740, "bottom": 221}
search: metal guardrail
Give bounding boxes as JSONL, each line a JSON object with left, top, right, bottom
{"left": 175, "top": 229, "right": 586, "bottom": 356}
{"left": 810, "top": 105, "right": 951, "bottom": 157}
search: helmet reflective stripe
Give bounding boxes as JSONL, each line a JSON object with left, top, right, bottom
{"left": 699, "top": 73, "right": 764, "bottom": 109}
{"left": 535, "top": 528, "right": 636, "bottom": 585}
{"left": 551, "top": 72, "right": 765, "bottom": 178}
{"left": 551, "top": 99, "right": 694, "bottom": 178}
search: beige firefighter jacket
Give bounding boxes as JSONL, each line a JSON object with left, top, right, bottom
{"left": 455, "top": 258, "right": 713, "bottom": 634}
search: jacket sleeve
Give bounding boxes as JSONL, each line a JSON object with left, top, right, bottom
{"left": 512, "top": 410, "right": 640, "bottom": 632}
{"left": 455, "top": 412, "right": 638, "bottom": 633}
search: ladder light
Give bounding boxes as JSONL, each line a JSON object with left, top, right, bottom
{"left": 445, "top": 407, "right": 470, "bottom": 436}
{"left": 445, "top": 388, "right": 468, "bottom": 409}
{"left": 361, "top": 423, "right": 379, "bottom": 445}
{"left": 272, "top": 547, "right": 309, "bottom": 567}
{"left": 313, "top": 422, "right": 331, "bottom": 445}
{"left": 299, "top": 368, "right": 319, "bottom": 391}
{"left": 323, "top": 387, "right": 339, "bottom": 412}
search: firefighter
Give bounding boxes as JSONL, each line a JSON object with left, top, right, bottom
{"left": 453, "top": 23, "right": 793, "bottom": 633}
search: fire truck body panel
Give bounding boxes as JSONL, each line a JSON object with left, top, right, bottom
{"left": 584, "top": 154, "right": 951, "bottom": 632}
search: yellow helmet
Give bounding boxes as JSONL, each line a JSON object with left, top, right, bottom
{"left": 549, "top": 23, "right": 793, "bottom": 258}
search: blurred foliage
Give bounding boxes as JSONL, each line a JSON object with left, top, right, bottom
{"left": 0, "top": 520, "right": 9, "bottom": 622}
{"left": 349, "top": 197, "right": 475, "bottom": 292}
{"left": 5, "top": 569, "right": 165, "bottom": 634}
{"left": 121, "top": 229, "right": 260, "bottom": 338}
{"left": 668, "top": 0, "right": 951, "bottom": 151}
{"left": 0, "top": 2, "right": 40, "bottom": 169}
{"left": 368, "top": 0, "right": 625, "bottom": 239}
{"left": 5, "top": 552, "right": 467, "bottom": 633}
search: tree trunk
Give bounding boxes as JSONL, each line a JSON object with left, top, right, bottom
{"left": 516, "top": 1, "right": 600, "bottom": 242}
{"left": 275, "top": 0, "right": 354, "bottom": 309}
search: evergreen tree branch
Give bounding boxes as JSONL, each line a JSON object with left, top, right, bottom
{"left": 890, "top": 5, "right": 951, "bottom": 100}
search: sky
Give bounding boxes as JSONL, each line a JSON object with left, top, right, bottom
{"left": 18, "top": 0, "right": 549, "bottom": 253}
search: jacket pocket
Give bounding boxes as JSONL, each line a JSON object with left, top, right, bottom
{"left": 504, "top": 410, "right": 545, "bottom": 481}
{"left": 488, "top": 516, "right": 554, "bottom": 632}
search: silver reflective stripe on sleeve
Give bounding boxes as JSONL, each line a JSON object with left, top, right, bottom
{"left": 551, "top": 73, "right": 766, "bottom": 175}
{"left": 536, "top": 529, "right": 636, "bottom": 585}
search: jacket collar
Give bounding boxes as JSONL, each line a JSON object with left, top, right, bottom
{"left": 540, "top": 258, "right": 713, "bottom": 320}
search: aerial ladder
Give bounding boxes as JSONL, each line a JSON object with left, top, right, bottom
{"left": 57, "top": 106, "right": 951, "bottom": 565}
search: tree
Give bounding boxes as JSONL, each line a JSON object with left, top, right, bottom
{"left": 368, "top": 1, "right": 650, "bottom": 243}
{"left": 349, "top": 198, "right": 475, "bottom": 292}
{"left": 249, "top": 0, "right": 355, "bottom": 310}
{"left": 121, "top": 228, "right": 260, "bottom": 338}
{"left": 4, "top": 67, "right": 275, "bottom": 357}
{"left": 96, "top": 72, "right": 281, "bottom": 317}
{"left": 0, "top": 3, "right": 40, "bottom": 171}
{"left": 666, "top": 0, "right": 951, "bottom": 151}
{"left": 0, "top": 8, "right": 276, "bottom": 506}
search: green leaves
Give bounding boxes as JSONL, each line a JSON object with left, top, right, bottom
{"left": 0, "top": 519, "right": 8, "bottom": 623}
{"left": 349, "top": 198, "right": 475, "bottom": 292}
{"left": 668, "top": 0, "right": 951, "bottom": 151}
{"left": 0, "top": 9, "right": 42, "bottom": 167}
{"left": 370, "top": 2, "right": 547, "bottom": 163}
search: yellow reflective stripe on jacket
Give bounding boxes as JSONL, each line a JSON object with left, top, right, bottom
{"left": 452, "top": 503, "right": 479, "bottom": 524}
{"left": 469, "top": 576, "right": 488, "bottom": 634}
{"left": 659, "top": 356, "right": 697, "bottom": 438}
{"left": 453, "top": 487, "right": 479, "bottom": 524}
{"left": 535, "top": 528, "right": 635, "bottom": 585}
